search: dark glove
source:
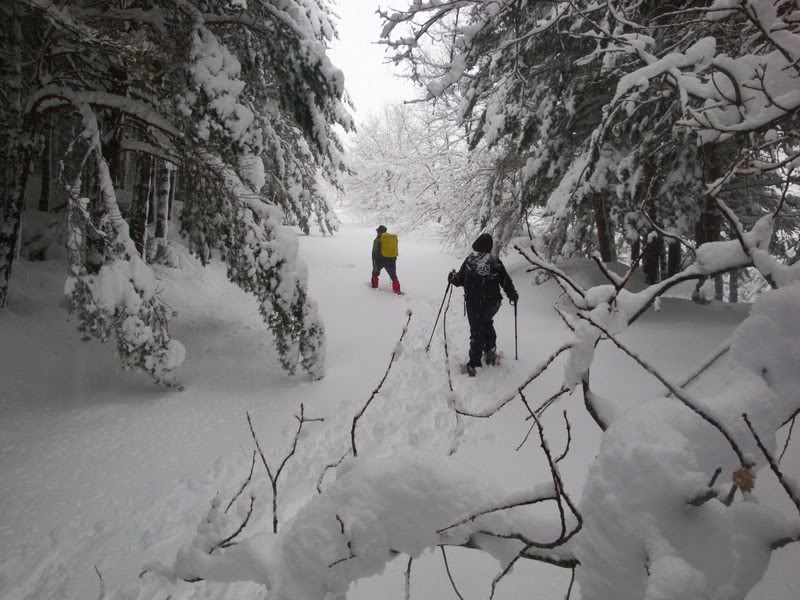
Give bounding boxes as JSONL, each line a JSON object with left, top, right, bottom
{"left": 447, "top": 270, "right": 456, "bottom": 284}
{"left": 508, "top": 290, "right": 519, "bottom": 304}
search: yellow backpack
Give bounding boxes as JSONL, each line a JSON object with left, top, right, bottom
{"left": 380, "top": 233, "right": 399, "bottom": 258}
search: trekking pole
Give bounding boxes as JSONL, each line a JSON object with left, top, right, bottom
{"left": 514, "top": 301, "right": 518, "bottom": 360}
{"left": 426, "top": 280, "right": 452, "bottom": 353}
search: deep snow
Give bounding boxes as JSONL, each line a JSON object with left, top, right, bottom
{"left": 0, "top": 223, "right": 797, "bottom": 599}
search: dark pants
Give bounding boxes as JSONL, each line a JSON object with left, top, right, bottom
{"left": 372, "top": 258, "right": 398, "bottom": 281}
{"left": 466, "top": 300, "right": 500, "bottom": 368}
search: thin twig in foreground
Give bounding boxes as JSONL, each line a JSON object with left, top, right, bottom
{"left": 352, "top": 312, "right": 413, "bottom": 456}
{"left": 211, "top": 495, "right": 255, "bottom": 552}
{"left": 94, "top": 566, "right": 105, "bottom": 600}
{"left": 576, "top": 312, "right": 750, "bottom": 468}
{"left": 555, "top": 411, "right": 572, "bottom": 464}
{"left": 779, "top": 415, "right": 796, "bottom": 465}
{"left": 248, "top": 404, "right": 323, "bottom": 533}
{"left": 405, "top": 556, "right": 413, "bottom": 600}
{"left": 440, "top": 547, "right": 466, "bottom": 600}
{"left": 226, "top": 450, "right": 256, "bottom": 513}
{"left": 744, "top": 413, "right": 800, "bottom": 516}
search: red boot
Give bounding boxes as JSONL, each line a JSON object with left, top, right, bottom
{"left": 371, "top": 276, "right": 379, "bottom": 288}
{"left": 392, "top": 279, "right": 401, "bottom": 295}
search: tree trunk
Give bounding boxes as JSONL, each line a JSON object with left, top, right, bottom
{"left": 696, "top": 146, "right": 722, "bottom": 247}
{"left": 168, "top": 168, "right": 177, "bottom": 220}
{"left": 155, "top": 162, "right": 171, "bottom": 241}
{"left": 728, "top": 269, "right": 739, "bottom": 303}
{"left": 38, "top": 123, "right": 51, "bottom": 212}
{"left": 642, "top": 235, "right": 663, "bottom": 284}
{"left": 667, "top": 239, "right": 681, "bottom": 277}
{"left": 714, "top": 274, "right": 724, "bottom": 301}
{"left": 593, "top": 192, "right": 615, "bottom": 262}
{"left": 148, "top": 162, "right": 158, "bottom": 225}
{"left": 103, "top": 66, "right": 128, "bottom": 187}
{"left": 129, "top": 154, "right": 153, "bottom": 258}
{"left": 0, "top": 139, "right": 34, "bottom": 308}
{"left": 694, "top": 145, "right": 724, "bottom": 302}
{"left": 85, "top": 175, "right": 104, "bottom": 274}
{"left": 631, "top": 237, "right": 641, "bottom": 263}
{"left": 1, "top": 4, "right": 34, "bottom": 308}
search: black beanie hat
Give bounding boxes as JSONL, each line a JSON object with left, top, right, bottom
{"left": 376, "top": 225, "right": 387, "bottom": 234}
{"left": 472, "top": 232, "right": 493, "bottom": 253}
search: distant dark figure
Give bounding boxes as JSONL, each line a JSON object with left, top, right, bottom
{"left": 448, "top": 233, "right": 518, "bottom": 377}
{"left": 371, "top": 225, "right": 401, "bottom": 294}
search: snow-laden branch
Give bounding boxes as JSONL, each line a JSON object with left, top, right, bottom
{"left": 149, "top": 452, "right": 579, "bottom": 599}
{"left": 576, "top": 311, "right": 752, "bottom": 469}
{"left": 29, "top": 86, "right": 178, "bottom": 137}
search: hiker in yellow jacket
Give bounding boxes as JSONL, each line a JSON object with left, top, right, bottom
{"left": 371, "top": 225, "right": 401, "bottom": 294}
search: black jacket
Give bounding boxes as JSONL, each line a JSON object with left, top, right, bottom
{"left": 450, "top": 252, "right": 517, "bottom": 308}
{"left": 372, "top": 236, "right": 384, "bottom": 266}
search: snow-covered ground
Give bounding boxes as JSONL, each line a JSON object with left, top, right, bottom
{"left": 1, "top": 223, "right": 797, "bottom": 599}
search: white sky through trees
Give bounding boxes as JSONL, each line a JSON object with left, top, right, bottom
{"left": 330, "top": 1, "right": 418, "bottom": 124}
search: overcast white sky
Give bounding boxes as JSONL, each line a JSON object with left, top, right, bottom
{"left": 329, "top": 1, "right": 419, "bottom": 124}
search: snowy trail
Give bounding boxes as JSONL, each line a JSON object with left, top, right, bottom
{"left": 0, "top": 224, "right": 796, "bottom": 600}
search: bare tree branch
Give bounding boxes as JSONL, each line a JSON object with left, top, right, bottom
{"left": 405, "top": 555, "right": 413, "bottom": 600}
{"left": 248, "top": 405, "right": 323, "bottom": 533}
{"left": 94, "top": 566, "right": 105, "bottom": 600}
{"left": 437, "top": 492, "right": 557, "bottom": 535}
{"left": 576, "top": 313, "right": 751, "bottom": 468}
{"left": 581, "top": 373, "right": 609, "bottom": 432}
{"left": 329, "top": 514, "right": 356, "bottom": 568}
{"left": 555, "top": 411, "right": 572, "bottom": 464}
{"left": 779, "top": 415, "right": 796, "bottom": 465}
{"left": 565, "top": 565, "right": 576, "bottom": 600}
{"left": 743, "top": 413, "right": 800, "bottom": 517}
{"left": 317, "top": 449, "right": 351, "bottom": 494}
{"left": 211, "top": 495, "right": 256, "bottom": 553}
{"left": 516, "top": 244, "right": 587, "bottom": 306}
{"left": 225, "top": 450, "right": 256, "bottom": 513}
{"left": 352, "top": 312, "right": 414, "bottom": 456}
{"left": 440, "top": 547, "right": 466, "bottom": 600}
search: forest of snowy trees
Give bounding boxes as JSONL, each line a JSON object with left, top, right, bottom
{"left": 1, "top": 1, "right": 800, "bottom": 600}
{"left": 346, "top": 0, "right": 800, "bottom": 299}
{"left": 1, "top": 0, "right": 352, "bottom": 381}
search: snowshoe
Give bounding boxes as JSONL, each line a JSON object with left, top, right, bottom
{"left": 484, "top": 350, "right": 503, "bottom": 366}
{"left": 461, "top": 364, "right": 477, "bottom": 377}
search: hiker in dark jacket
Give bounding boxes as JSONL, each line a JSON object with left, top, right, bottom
{"left": 371, "top": 225, "right": 401, "bottom": 294}
{"left": 448, "top": 233, "right": 518, "bottom": 376}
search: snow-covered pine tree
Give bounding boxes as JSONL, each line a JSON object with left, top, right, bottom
{"left": 174, "top": 0, "right": 353, "bottom": 378}
{"left": 2, "top": 0, "right": 352, "bottom": 381}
